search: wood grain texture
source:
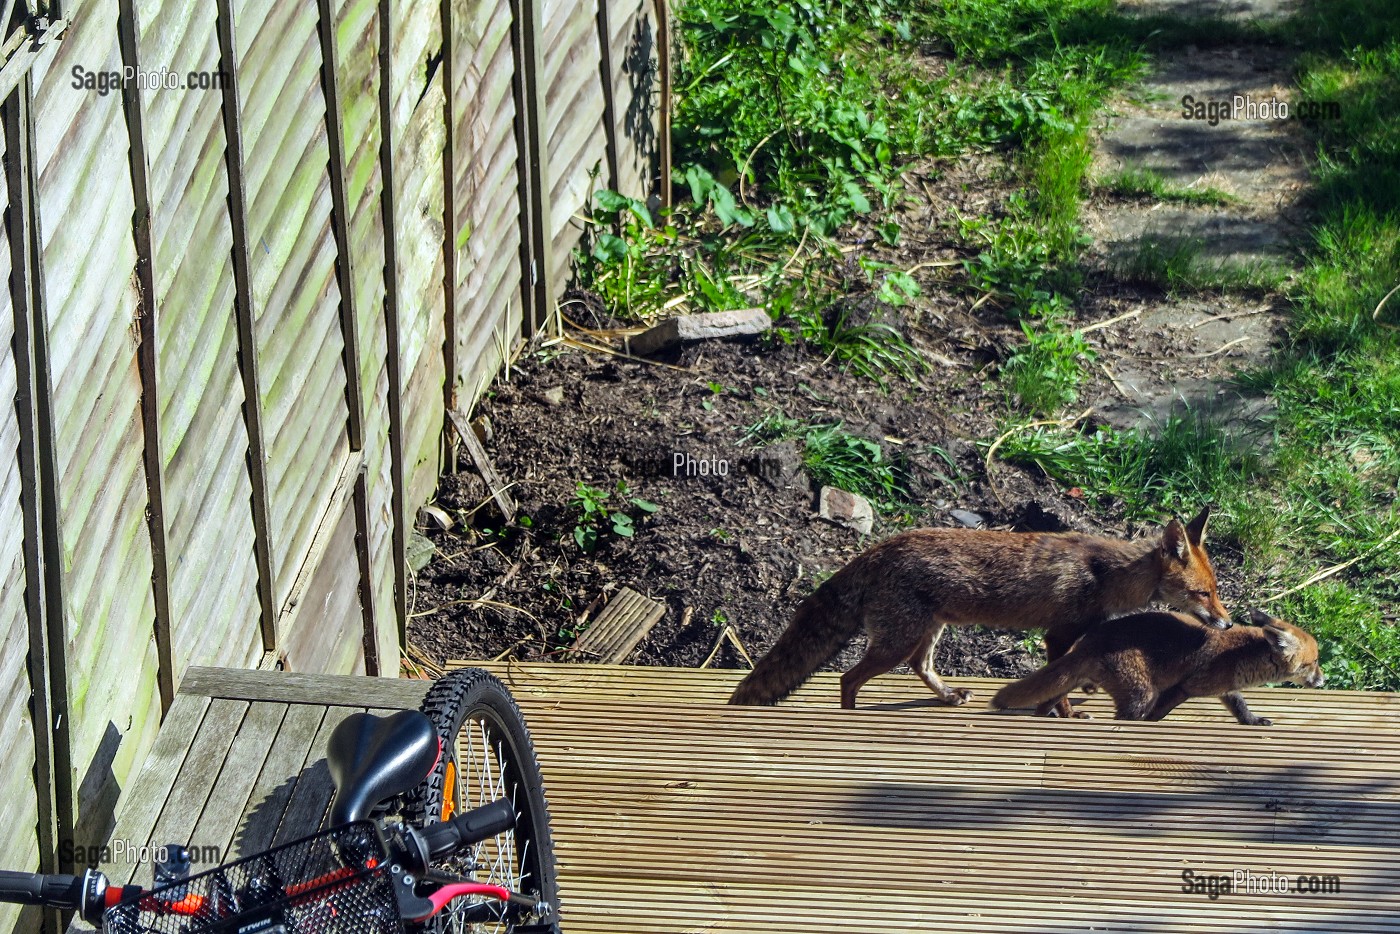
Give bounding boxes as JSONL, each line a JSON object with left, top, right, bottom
{"left": 542, "top": 0, "right": 609, "bottom": 292}
{"left": 29, "top": 0, "right": 164, "bottom": 853}
{"left": 139, "top": 0, "right": 263, "bottom": 682}
{"left": 236, "top": 0, "right": 352, "bottom": 615}
{"left": 388, "top": 0, "right": 447, "bottom": 516}
{"left": 605, "top": 0, "right": 662, "bottom": 201}
{"left": 333, "top": 0, "right": 398, "bottom": 670}
{"left": 281, "top": 496, "right": 368, "bottom": 676}
{"left": 0, "top": 117, "right": 43, "bottom": 934}
{"left": 65, "top": 665, "right": 1400, "bottom": 933}
{"left": 449, "top": 0, "right": 525, "bottom": 411}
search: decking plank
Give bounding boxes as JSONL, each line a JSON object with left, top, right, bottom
{"left": 270, "top": 705, "right": 361, "bottom": 846}
{"left": 90, "top": 693, "right": 211, "bottom": 888}
{"left": 190, "top": 701, "right": 289, "bottom": 868}
{"left": 67, "top": 665, "right": 1400, "bottom": 933}
{"left": 140, "top": 699, "right": 251, "bottom": 882}
{"left": 234, "top": 701, "right": 327, "bottom": 857}
{"left": 181, "top": 664, "right": 427, "bottom": 708}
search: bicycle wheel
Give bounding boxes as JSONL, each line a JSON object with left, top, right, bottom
{"left": 404, "top": 668, "right": 560, "bottom": 933}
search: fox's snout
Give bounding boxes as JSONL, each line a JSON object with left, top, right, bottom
{"left": 1190, "top": 604, "right": 1232, "bottom": 629}
{"left": 1201, "top": 609, "right": 1232, "bottom": 629}
{"left": 1304, "top": 668, "right": 1326, "bottom": 688}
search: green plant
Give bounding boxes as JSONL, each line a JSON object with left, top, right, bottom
{"left": 742, "top": 413, "right": 913, "bottom": 513}
{"left": 1115, "top": 236, "right": 1287, "bottom": 295}
{"left": 994, "top": 412, "right": 1260, "bottom": 520}
{"left": 791, "top": 301, "right": 927, "bottom": 387}
{"left": 801, "top": 423, "right": 908, "bottom": 511}
{"left": 1099, "top": 164, "right": 1238, "bottom": 206}
{"left": 569, "top": 481, "right": 660, "bottom": 552}
{"left": 1000, "top": 315, "right": 1097, "bottom": 415}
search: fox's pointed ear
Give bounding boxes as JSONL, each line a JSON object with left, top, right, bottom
{"left": 1270, "top": 627, "right": 1300, "bottom": 655}
{"left": 1185, "top": 505, "right": 1211, "bottom": 547}
{"left": 1248, "top": 608, "right": 1276, "bottom": 628}
{"left": 1161, "top": 518, "right": 1189, "bottom": 563}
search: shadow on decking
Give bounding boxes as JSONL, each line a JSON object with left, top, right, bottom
{"left": 845, "top": 760, "right": 1400, "bottom": 848}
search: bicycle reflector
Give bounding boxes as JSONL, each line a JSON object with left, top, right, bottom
{"left": 103, "top": 821, "right": 401, "bottom": 934}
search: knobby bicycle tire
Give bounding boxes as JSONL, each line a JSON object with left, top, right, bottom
{"left": 403, "top": 668, "right": 561, "bottom": 933}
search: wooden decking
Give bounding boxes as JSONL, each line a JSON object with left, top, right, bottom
{"left": 71, "top": 663, "right": 1400, "bottom": 933}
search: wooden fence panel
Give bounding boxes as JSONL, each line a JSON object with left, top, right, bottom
{"left": 29, "top": 0, "right": 163, "bottom": 847}
{"left": 282, "top": 501, "right": 366, "bottom": 675}
{"left": 607, "top": 0, "right": 663, "bottom": 201}
{"left": 135, "top": 0, "right": 263, "bottom": 678}
{"left": 450, "top": 0, "right": 526, "bottom": 411}
{"left": 333, "top": 0, "right": 398, "bottom": 668}
{"left": 388, "top": 0, "right": 447, "bottom": 513}
{"left": 0, "top": 122, "right": 42, "bottom": 934}
{"left": 235, "top": 0, "right": 354, "bottom": 625}
{"left": 0, "top": 0, "right": 670, "bottom": 891}
{"left": 542, "top": 0, "right": 610, "bottom": 296}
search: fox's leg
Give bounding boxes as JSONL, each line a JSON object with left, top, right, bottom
{"left": 840, "top": 632, "right": 922, "bottom": 709}
{"left": 1143, "top": 685, "right": 1189, "bottom": 721}
{"left": 1115, "top": 689, "right": 1158, "bottom": 720}
{"left": 1219, "top": 691, "right": 1271, "bottom": 726}
{"left": 906, "top": 622, "right": 974, "bottom": 706}
{"left": 1036, "top": 628, "right": 1091, "bottom": 719}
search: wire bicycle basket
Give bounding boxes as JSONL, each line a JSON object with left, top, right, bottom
{"left": 103, "top": 821, "right": 403, "bottom": 934}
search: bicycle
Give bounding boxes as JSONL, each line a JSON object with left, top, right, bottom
{"left": 0, "top": 668, "right": 560, "bottom": 933}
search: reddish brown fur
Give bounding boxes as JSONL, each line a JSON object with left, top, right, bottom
{"left": 991, "top": 609, "right": 1324, "bottom": 724}
{"left": 728, "top": 507, "right": 1228, "bottom": 711}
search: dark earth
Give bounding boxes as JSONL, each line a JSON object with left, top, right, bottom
{"left": 406, "top": 142, "right": 1260, "bottom": 685}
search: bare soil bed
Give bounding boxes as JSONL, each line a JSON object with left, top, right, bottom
{"left": 407, "top": 149, "right": 1257, "bottom": 683}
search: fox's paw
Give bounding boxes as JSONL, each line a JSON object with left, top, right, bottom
{"left": 1069, "top": 709, "right": 1093, "bottom": 720}
{"left": 942, "top": 687, "right": 974, "bottom": 706}
{"left": 1248, "top": 716, "right": 1273, "bottom": 727}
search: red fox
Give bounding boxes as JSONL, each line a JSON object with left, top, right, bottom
{"left": 728, "top": 507, "right": 1228, "bottom": 713}
{"left": 991, "top": 609, "right": 1323, "bottom": 723}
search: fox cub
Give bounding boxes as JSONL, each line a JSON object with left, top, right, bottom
{"left": 991, "top": 608, "right": 1324, "bottom": 724}
{"left": 729, "top": 507, "right": 1229, "bottom": 714}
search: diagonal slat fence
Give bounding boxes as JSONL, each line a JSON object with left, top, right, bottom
{"left": 0, "top": 2, "right": 668, "bottom": 932}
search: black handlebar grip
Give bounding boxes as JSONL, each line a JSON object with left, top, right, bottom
{"left": 420, "top": 798, "right": 517, "bottom": 860}
{"left": 0, "top": 870, "right": 85, "bottom": 909}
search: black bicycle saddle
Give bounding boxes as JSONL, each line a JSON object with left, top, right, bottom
{"left": 326, "top": 710, "right": 440, "bottom": 826}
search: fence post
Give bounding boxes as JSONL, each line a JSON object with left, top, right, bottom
{"left": 439, "top": 0, "right": 458, "bottom": 417}
{"left": 316, "top": 0, "right": 381, "bottom": 674}
{"left": 655, "top": 0, "right": 671, "bottom": 209}
{"left": 378, "top": 0, "right": 410, "bottom": 648}
{"left": 4, "top": 73, "right": 67, "bottom": 931}
{"left": 117, "top": 0, "right": 176, "bottom": 712}
{"left": 512, "top": 0, "right": 555, "bottom": 333}
{"left": 595, "top": 0, "right": 621, "bottom": 193}
{"left": 215, "top": 0, "right": 280, "bottom": 658}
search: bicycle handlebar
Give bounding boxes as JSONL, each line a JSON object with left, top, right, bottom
{"left": 0, "top": 869, "right": 89, "bottom": 910}
{"left": 413, "top": 798, "right": 517, "bottom": 863}
{"left": 0, "top": 799, "right": 519, "bottom": 928}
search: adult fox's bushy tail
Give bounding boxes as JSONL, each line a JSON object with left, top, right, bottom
{"left": 992, "top": 655, "right": 1090, "bottom": 711}
{"left": 729, "top": 582, "right": 860, "bottom": 705}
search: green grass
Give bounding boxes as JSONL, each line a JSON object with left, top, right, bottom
{"left": 576, "top": 0, "right": 1163, "bottom": 389}
{"left": 996, "top": 412, "right": 1264, "bottom": 523}
{"left": 999, "top": 308, "right": 1097, "bottom": 415}
{"left": 1114, "top": 236, "right": 1289, "bottom": 295}
{"left": 991, "top": 0, "right": 1400, "bottom": 689}
{"left": 743, "top": 413, "right": 913, "bottom": 515}
{"left": 1098, "top": 165, "right": 1239, "bottom": 207}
